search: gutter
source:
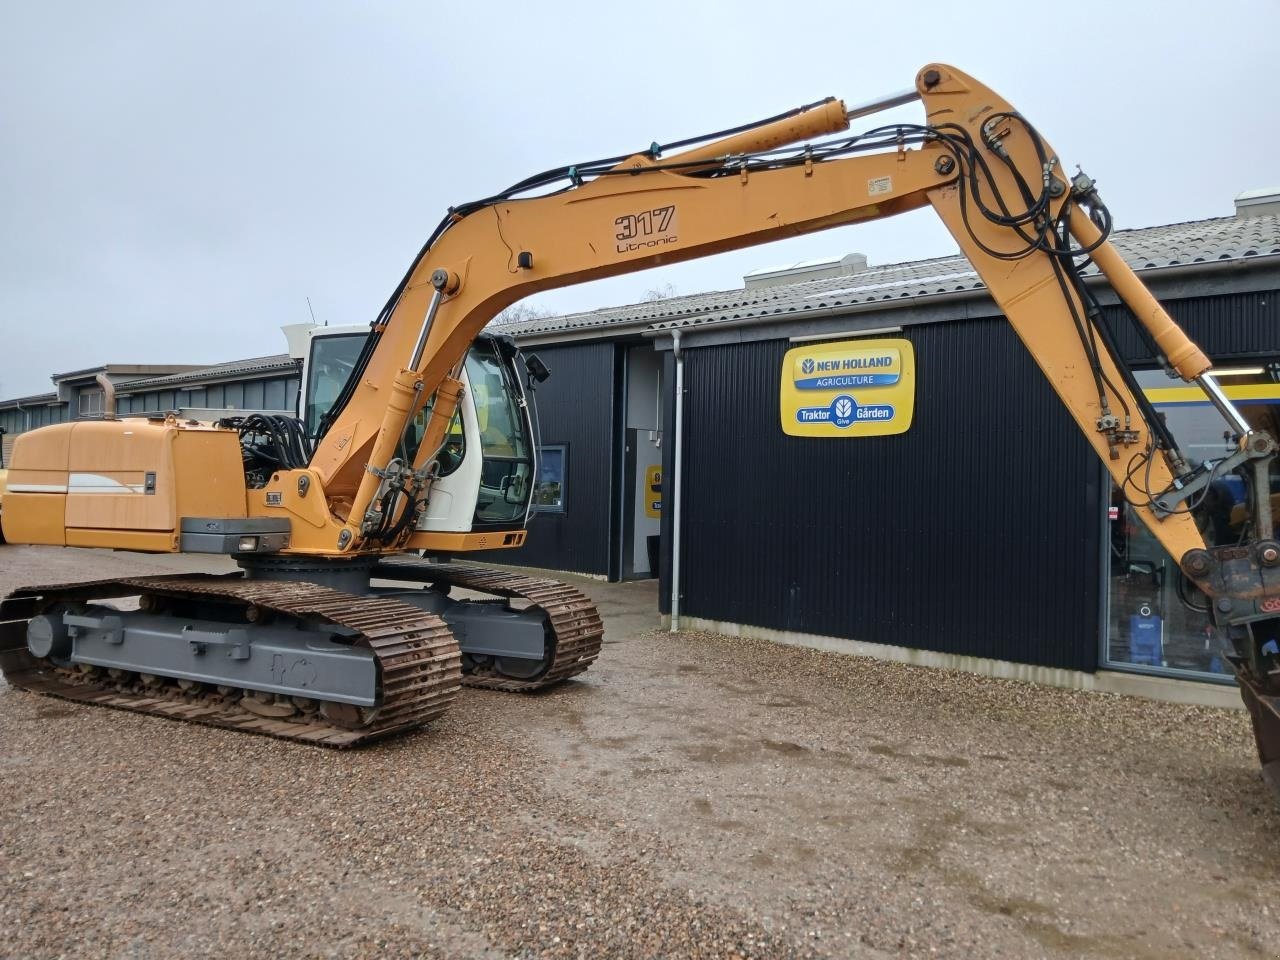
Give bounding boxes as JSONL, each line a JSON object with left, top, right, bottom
{"left": 510, "top": 319, "right": 661, "bottom": 348}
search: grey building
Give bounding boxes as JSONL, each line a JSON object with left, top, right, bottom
{"left": 108, "top": 354, "right": 300, "bottom": 422}
{"left": 1, "top": 363, "right": 197, "bottom": 465}
{"left": 0, "top": 356, "right": 299, "bottom": 466}
{"left": 489, "top": 194, "right": 1280, "bottom": 695}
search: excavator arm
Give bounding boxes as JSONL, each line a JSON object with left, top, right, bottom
{"left": 310, "top": 64, "right": 1221, "bottom": 569}
{"left": 293, "top": 63, "right": 1280, "bottom": 787}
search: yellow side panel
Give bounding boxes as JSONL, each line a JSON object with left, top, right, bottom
{"left": 779, "top": 338, "right": 916, "bottom": 438}
{"left": 173, "top": 430, "right": 248, "bottom": 520}
{"left": 64, "top": 421, "right": 176, "bottom": 531}
{"left": 65, "top": 528, "right": 178, "bottom": 551}
{"left": 3, "top": 424, "right": 72, "bottom": 545}
{"left": 1, "top": 492, "right": 67, "bottom": 545}
{"left": 57, "top": 420, "right": 246, "bottom": 539}
{"left": 6, "top": 423, "right": 72, "bottom": 477}
{"left": 3, "top": 419, "right": 248, "bottom": 550}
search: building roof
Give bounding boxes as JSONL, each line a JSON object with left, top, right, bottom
{"left": 49, "top": 363, "right": 204, "bottom": 383}
{"left": 0, "top": 354, "right": 300, "bottom": 410}
{"left": 114, "top": 354, "right": 298, "bottom": 393}
{"left": 492, "top": 213, "right": 1280, "bottom": 341}
{"left": 0, "top": 391, "right": 58, "bottom": 410}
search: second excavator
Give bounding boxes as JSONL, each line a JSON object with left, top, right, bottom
{"left": 2, "top": 64, "right": 1278, "bottom": 793}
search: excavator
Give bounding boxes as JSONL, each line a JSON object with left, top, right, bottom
{"left": 2, "top": 64, "right": 1279, "bottom": 792}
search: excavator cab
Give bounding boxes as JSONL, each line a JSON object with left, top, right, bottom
{"left": 299, "top": 325, "right": 544, "bottom": 538}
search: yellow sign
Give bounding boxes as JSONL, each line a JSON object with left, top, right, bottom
{"left": 645, "top": 465, "right": 662, "bottom": 518}
{"left": 1143, "top": 383, "right": 1280, "bottom": 405}
{"left": 780, "top": 338, "right": 915, "bottom": 437}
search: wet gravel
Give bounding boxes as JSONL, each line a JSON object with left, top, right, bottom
{"left": 1, "top": 546, "right": 1279, "bottom": 959}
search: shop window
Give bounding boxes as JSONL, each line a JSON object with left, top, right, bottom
{"left": 535, "top": 445, "right": 566, "bottom": 513}
{"left": 1106, "top": 365, "right": 1280, "bottom": 682}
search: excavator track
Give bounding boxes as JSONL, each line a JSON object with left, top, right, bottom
{"left": 373, "top": 558, "right": 604, "bottom": 691}
{"left": 0, "top": 574, "right": 462, "bottom": 746}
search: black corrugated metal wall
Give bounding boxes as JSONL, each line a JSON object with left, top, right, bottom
{"left": 665, "top": 287, "right": 1280, "bottom": 673}
{"left": 672, "top": 318, "right": 1102, "bottom": 671}
{"left": 1110, "top": 289, "right": 1280, "bottom": 363}
{"left": 473, "top": 342, "right": 618, "bottom": 577}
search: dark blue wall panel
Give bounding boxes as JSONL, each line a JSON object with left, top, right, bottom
{"left": 1109, "top": 289, "right": 1280, "bottom": 363}
{"left": 474, "top": 342, "right": 617, "bottom": 577}
{"left": 667, "top": 288, "right": 1280, "bottom": 670}
{"left": 675, "top": 318, "right": 1101, "bottom": 672}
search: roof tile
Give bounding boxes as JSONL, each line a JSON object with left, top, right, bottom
{"left": 490, "top": 214, "right": 1280, "bottom": 338}
{"left": 114, "top": 354, "right": 298, "bottom": 393}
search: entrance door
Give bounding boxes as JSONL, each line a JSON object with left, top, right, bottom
{"left": 621, "top": 345, "right": 663, "bottom": 579}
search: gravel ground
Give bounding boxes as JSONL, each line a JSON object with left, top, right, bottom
{"left": 1, "top": 544, "right": 1278, "bottom": 959}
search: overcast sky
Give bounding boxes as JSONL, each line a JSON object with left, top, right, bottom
{"left": 1, "top": 1, "right": 1276, "bottom": 398}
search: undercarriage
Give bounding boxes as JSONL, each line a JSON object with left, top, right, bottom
{"left": 0, "top": 556, "right": 603, "bottom": 745}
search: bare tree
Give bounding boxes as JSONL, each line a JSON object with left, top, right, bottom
{"left": 643, "top": 282, "right": 678, "bottom": 302}
{"left": 491, "top": 302, "right": 557, "bottom": 326}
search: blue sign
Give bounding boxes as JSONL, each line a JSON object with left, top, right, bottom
{"left": 795, "top": 394, "right": 895, "bottom": 428}
{"left": 793, "top": 353, "right": 900, "bottom": 390}
{"left": 793, "top": 372, "right": 900, "bottom": 390}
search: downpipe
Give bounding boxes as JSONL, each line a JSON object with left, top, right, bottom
{"left": 670, "top": 330, "right": 684, "bottom": 632}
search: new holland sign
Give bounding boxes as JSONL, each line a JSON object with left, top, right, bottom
{"left": 779, "top": 338, "right": 916, "bottom": 438}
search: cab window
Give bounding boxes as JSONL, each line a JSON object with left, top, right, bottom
{"left": 304, "top": 334, "right": 363, "bottom": 437}
{"left": 305, "top": 332, "right": 465, "bottom": 477}
{"left": 465, "top": 345, "right": 534, "bottom": 523}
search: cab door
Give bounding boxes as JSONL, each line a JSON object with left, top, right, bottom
{"left": 300, "top": 327, "right": 490, "bottom": 534}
